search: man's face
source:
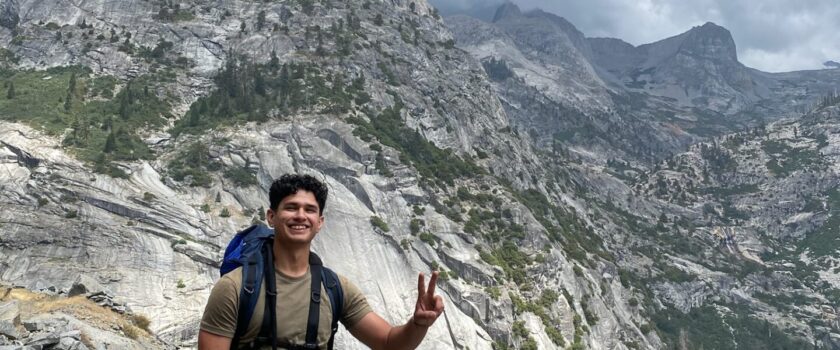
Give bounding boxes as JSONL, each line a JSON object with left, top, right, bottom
{"left": 266, "top": 190, "right": 324, "bottom": 245}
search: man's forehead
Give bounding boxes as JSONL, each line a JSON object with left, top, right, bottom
{"left": 282, "top": 190, "right": 319, "bottom": 203}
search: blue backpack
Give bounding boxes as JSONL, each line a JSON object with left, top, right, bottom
{"left": 221, "top": 224, "right": 344, "bottom": 350}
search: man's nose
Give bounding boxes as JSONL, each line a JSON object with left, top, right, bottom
{"left": 292, "top": 208, "right": 307, "bottom": 218}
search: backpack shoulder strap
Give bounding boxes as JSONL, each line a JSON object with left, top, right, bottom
{"left": 305, "top": 253, "right": 324, "bottom": 349}
{"left": 261, "top": 242, "right": 279, "bottom": 350}
{"left": 228, "top": 226, "right": 274, "bottom": 350}
{"left": 309, "top": 252, "right": 345, "bottom": 350}
{"left": 231, "top": 254, "right": 263, "bottom": 349}
{"left": 322, "top": 267, "right": 344, "bottom": 350}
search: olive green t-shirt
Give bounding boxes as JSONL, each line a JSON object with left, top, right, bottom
{"left": 200, "top": 266, "right": 372, "bottom": 349}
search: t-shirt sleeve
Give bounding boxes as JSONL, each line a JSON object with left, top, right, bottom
{"left": 338, "top": 275, "right": 373, "bottom": 328}
{"left": 200, "top": 273, "right": 239, "bottom": 338}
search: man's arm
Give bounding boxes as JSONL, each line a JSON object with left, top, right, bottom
{"left": 197, "top": 330, "right": 232, "bottom": 350}
{"left": 348, "top": 272, "right": 444, "bottom": 350}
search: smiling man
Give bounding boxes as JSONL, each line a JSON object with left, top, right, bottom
{"left": 198, "top": 174, "right": 444, "bottom": 350}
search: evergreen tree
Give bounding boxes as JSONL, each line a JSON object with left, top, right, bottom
{"left": 5, "top": 82, "right": 14, "bottom": 99}
{"left": 269, "top": 50, "right": 280, "bottom": 71}
{"left": 256, "top": 10, "right": 266, "bottom": 31}
{"left": 63, "top": 92, "right": 72, "bottom": 111}
{"left": 103, "top": 130, "right": 116, "bottom": 153}
{"left": 254, "top": 67, "right": 266, "bottom": 96}
{"left": 68, "top": 72, "right": 77, "bottom": 93}
{"left": 187, "top": 109, "right": 201, "bottom": 127}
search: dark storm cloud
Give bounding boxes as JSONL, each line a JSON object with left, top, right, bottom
{"left": 430, "top": 0, "right": 840, "bottom": 72}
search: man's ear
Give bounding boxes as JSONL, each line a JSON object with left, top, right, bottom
{"left": 266, "top": 208, "right": 276, "bottom": 226}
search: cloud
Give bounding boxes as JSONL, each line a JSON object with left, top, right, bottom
{"left": 431, "top": 0, "right": 840, "bottom": 72}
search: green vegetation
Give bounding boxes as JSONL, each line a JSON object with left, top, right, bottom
{"left": 172, "top": 57, "right": 368, "bottom": 136}
{"left": 481, "top": 58, "right": 514, "bottom": 81}
{"left": 509, "top": 290, "right": 567, "bottom": 347}
{"left": 370, "top": 216, "right": 390, "bottom": 232}
{"left": 653, "top": 305, "right": 810, "bottom": 350}
{"left": 479, "top": 241, "right": 530, "bottom": 284}
{"left": 347, "top": 95, "right": 483, "bottom": 187}
{"left": 176, "top": 279, "right": 186, "bottom": 288}
{"left": 220, "top": 208, "right": 231, "bottom": 217}
{"left": 510, "top": 188, "right": 607, "bottom": 263}
{"left": 796, "top": 189, "right": 840, "bottom": 257}
{"left": 762, "top": 140, "right": 823, "bottom": 177}
{"left": 166, "top": 142, "right": 216, "bottom": 187}
{"left": 659, "top": 266, "right": 696, "bottom": 283}
{"left": 223, "top": 166, "right": 258, "bottom": 186}
{"left": 699, "top": 143, "right": 737, "bottom": 175}
{"left": 0, "top": 66, "right": 170, "bottom": 178}
{"left": 155, "top": 3, "right": 195, "bottom": 22}
{"left": 701, "top": 183, "right": 760, "bottom": 197}
{"left": 409, "top": 218, "right": 423, "bottom": 235}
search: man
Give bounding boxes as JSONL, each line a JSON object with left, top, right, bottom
{"left": 199, "top": 174, "right": 444, "bottom": 349}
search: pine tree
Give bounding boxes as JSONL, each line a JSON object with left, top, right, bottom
{"left": 269, "top": 51, "right": 280, "bottom": 71}
{"left": 256, "top": 10, "right": 266, "bottom": 31}
{"left": 63, "top": 93, "right": 72, "bottom": 111}
{"left": 68, "top": 72, "right": 77, "bottom": 93}
{"left": 254, "top": 67, "right": 266, "bottom": 96}
{"left": 103, "top": 130, "right": 116, "bottom": 153}
{"left": 5, "top": 82, "right": 14, "bottom": 99}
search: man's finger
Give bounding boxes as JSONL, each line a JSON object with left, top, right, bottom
{"left": 417, "top": 272, "right": 426, "bottom": 297}
{"left": 427, "top": 271, "right": 439, "bottom": 297}
{"left": 434, "top": 295, "right": 444, "bottom": 314}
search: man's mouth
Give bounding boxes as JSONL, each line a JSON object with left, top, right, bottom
{"left": 289, "top": 224, "right": 309, "bottom": 230}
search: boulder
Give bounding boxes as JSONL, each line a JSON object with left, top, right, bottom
{"left": 68, "top": 275, "right": 106, "bottom": 297}
{"left": 0, "top": 301, "right": 21, "bottom": 340}
{"left": 25, "top": 331, "right": 60, "bottom": 347}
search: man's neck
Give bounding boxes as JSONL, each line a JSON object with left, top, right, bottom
{"left": 273, "top": 240, "right": 310, "bottom": 278}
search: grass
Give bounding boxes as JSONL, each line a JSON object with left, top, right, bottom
{"left": 0, "top": 285, "right": 154, "bottom": 341}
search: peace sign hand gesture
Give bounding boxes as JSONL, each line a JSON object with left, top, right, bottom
{"left": 413, "top": 271, "right": 445, "bottom": 328}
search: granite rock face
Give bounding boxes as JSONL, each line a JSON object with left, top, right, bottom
{"left": 1, "top": 0, "right": 839, "bottom": 349}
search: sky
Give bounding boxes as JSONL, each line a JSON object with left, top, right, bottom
{"left": 429, "top": 0, "right": 840, "bottom": 73}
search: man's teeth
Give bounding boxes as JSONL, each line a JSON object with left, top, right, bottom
{"left": 290, "top": 225, "right": 307, "bottom": 229}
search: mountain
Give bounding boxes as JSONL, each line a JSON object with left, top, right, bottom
{"left": 427, "top": 0, "right": 504, "bottom": 22}
{"left": 2, "top": 0, "right": 840, "bottom": 349}
{"left": 0, "top": 0, "right": 646, "bottom": 349}
{"left": 443, "top": 3, "right": 840, "bottom": 349}
{"left": 589, "top": 22, "right": 773, "bottom": 115}
{"left": 447, "top": 3, "right": 700, "bottom": 167}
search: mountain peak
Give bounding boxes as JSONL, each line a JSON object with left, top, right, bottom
{"left": 682, "top": 21, "right": 738, "bottom": 62}
{"left": 492, "top": 2, "right": 521, "bottom": 22}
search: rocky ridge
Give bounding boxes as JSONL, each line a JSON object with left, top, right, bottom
{"left": 0, "top": 0, "right": 650, "bottom": 349}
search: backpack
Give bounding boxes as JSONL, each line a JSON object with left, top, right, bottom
{"left": 221, "top": 224, "right": 345, "bottom": 350}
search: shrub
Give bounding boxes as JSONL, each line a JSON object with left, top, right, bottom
{"left": 370, "top": 216, "right": 389, "bottom": 232}
{"left": 131, "top": 314, "right": 152, "bottom": 332}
